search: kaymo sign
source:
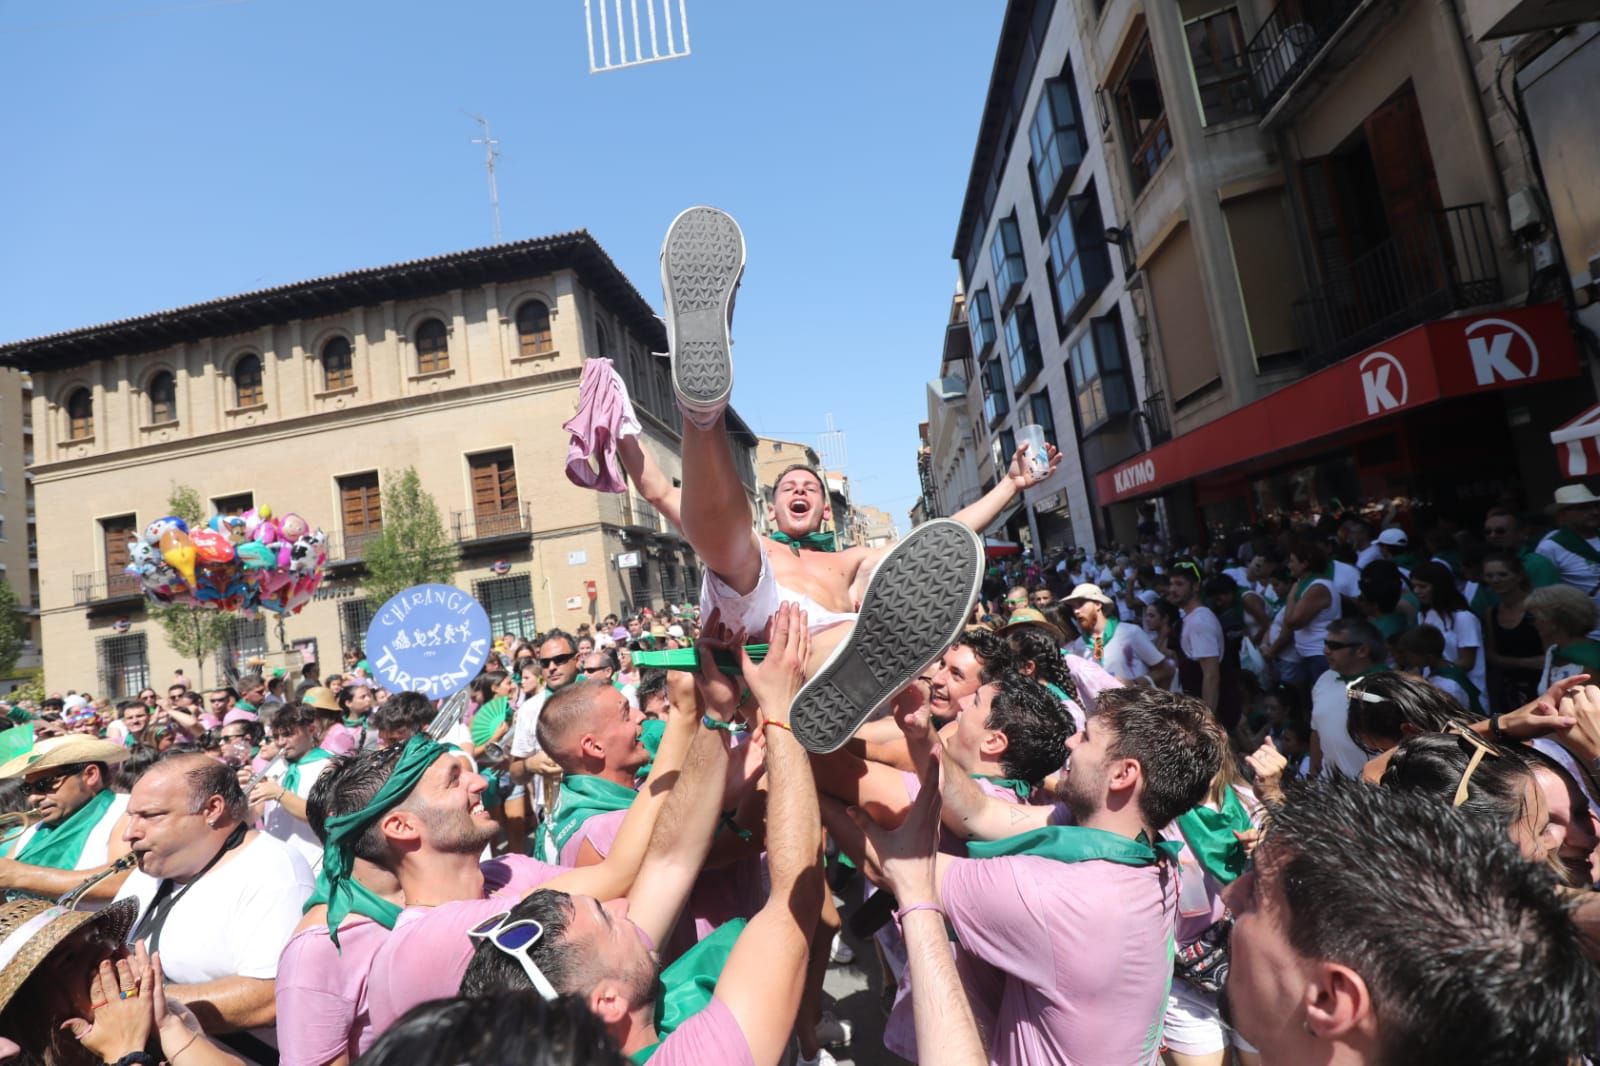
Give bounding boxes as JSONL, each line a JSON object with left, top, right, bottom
{"left": 1095, "top": 303, "right": 1578, "bottom": 506}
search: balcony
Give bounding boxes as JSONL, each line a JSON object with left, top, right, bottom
{"left": 600, "top": 493, "right": 667, "bottom": 535}
{"left": 451, "top": 503, "right": 534, "bottom": 553}
{"left": 1293, "top": 203, "right": 1500, "bottom": 370}
{"left": 1138, "top": 393, "right": 1173, "bottom": 449}
{"left": 1245, "top": 0, "right": 1408, "bottom": 127}
{"left": 325, "top": 530, "right": 381, "bottom": 571}
{"left": 74, "top": 570, "right": 144, "bottom": 610}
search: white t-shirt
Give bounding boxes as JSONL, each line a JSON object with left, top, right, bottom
{"left": 1076, "top": 620, "right": 1166, "bottom": 683}
{"left": 1419, "top": 608, "right": 1485, "bottom": 695}
{"left": 1356, "top": 543, "right": 1383, "bottom": 570}
{"left": 115, "top": 831, "right": 313, "bottom": 1056}
{"left": 1291, "top": 578, "right": 1342, "bottom": 659}
{"left": 1311, "top": 669, "right": 1369, "bottom": 779}
{"left": 1536, "top": 531, "right": 1600, "bottom": 596}
{"left": 261, "top": 755, "right": 332, "bottom": 874}
{"left": 1332, "top": 560, "right": 1361, "bottom": 602}
{"left": 1424, "top": 669, "right": 1472, "bottom": 711}
{"left": 1179, "top": 605, "right": 1225, "bottom": 663}
{"left": 508, "top": 688, "right": 553, "bottom": 758}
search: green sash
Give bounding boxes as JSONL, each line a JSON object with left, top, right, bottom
{"left": 1553, "top": 640, "right": 1600, "bottom": 674}
{"left": 17, "top": 787, "right": 116, "bottom": 871}
{"left": 768, "top": 530, "right": 837, "bottom": 554}
{"left": 1174, "top": 787, "right": 1252, "bottom": 885}
{"left": 320, "top": 734, "right": 444, "bottom": 947}
{"left": 630, "top": 919, "right": 748, "bottom": 1063}
{"left": 1549, "top": 528, "right": 1600, "bottom": 567}
{"left": 537, "top": 774, "right": 638, "bottom": 864}
{"left": 1430, "top": 663, "right": 1484, "bottom": 716}
{"left": 470, "top": 696, "right": 510, "bottom": 749}
{"left": 971, "top": 774, "right": 1033, "bottom": 803}
{"left": 1522, "top": 549, "right": 1561, "bottom": 589}
{"left": 1372, "top": 612, "right": 1408, "bottom": 640}
{"left": 967, "top": 825, "right": 1182, "bottom": 866}
{"left": 281, "top": 748, "right": 334, "bottom": 795}
{"left": 634, "top": 718, "right": 667, "bottom": 781}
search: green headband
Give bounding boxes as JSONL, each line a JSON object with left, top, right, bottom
{"left": 318, "top": 732, "right": 446, "bottom": 947}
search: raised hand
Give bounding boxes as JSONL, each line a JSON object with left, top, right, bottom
{"left": 1007, "top": 442, "right": 1061, "bottom": 489}
{"left": 847, "top": 758, "right": 943, "bottom": 903}
{"left": 1244, "top": 736, "right": 1289, "bottom": 806}
{"left": 741, "top": 602, "right": 810, "bottom": 729}
{"left": 1502, "top": 673, "right": 1588, "bottom": 741}
{"left": 61, "top": 956, "right": 152, "bottom": 1061}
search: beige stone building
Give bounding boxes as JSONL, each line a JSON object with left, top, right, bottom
{"left": 0, "top": 232, "right": 758, "bottom": 695}
{"left": 853, "top": 504, "right": 898, "bottom": 549}
{"left": 0, "top": 369, "right": 40, "bottom": 685}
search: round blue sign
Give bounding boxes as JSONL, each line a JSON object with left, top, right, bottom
{"left": 364, "top": 583, "right": 491, "bottom": 698}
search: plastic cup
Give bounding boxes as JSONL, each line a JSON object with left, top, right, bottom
{"left": 1017, "top": 424, "right": 1050, "bottom": 479}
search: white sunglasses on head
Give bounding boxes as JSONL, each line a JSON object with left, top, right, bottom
{"left": 468, "top": 910, "right": 559, "bottom": 1002}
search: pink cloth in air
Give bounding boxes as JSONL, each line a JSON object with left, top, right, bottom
{"left": 563, "top": 357, "right": 640, "bottom": 494}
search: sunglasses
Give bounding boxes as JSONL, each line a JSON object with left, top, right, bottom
{"left": 1323, "top": 640, "right": 1361, "bottom": 652}
{"left": 468, "top": 912, "right": 558, "bottom": 1001}
{"left": 26, "top": 765, "right": 85, "bottom": 795}
{"left": 1445, "top": 723, "right": 1500, "bottom": 808}
{"left": 537, "top": 653, "right": 577, "bottom": 668}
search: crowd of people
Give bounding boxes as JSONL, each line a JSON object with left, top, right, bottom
{"left": 1, "top": 206, "right": 1598, "bottom": 1066}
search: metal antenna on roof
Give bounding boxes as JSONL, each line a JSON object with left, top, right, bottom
{"left": 817, "top": 413, "right": 848, "bottom": 473}
{"left": 465, "top": 112, "right": 503, "bottom": 244}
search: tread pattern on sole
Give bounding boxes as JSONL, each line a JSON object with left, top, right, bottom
{"left": 662, "top": 207, "right": 743, "bottom": 411}
{"left": 791, "top": 520, "right": 982, "bottom": 754}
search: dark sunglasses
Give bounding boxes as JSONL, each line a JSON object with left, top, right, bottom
{"left": 26, "top": 765, "right": 86, "bottom": 794}
{"left": 1323, "top": 639, "right": 1361, "bottom": 651}
{"left": 538, "top": 653, "right": 577, "bottom": 668}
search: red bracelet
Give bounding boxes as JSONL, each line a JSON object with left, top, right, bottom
{"left": 764, "top": 719, "right": 793, "bottom": 733}
{"left": 894, "top": 901, "right": 943, "bottom": 922}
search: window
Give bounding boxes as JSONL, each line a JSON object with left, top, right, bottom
{"left": 981, "top": 358, "right": 1010, "bottom": 427}
{"left": 216, "top": 616, "right": 267, "bottom": 680}
{"left": 66, "top": 388, "right": 93, "bottom": 441}
{"left": 97, "top": 633, "right": 150, "bottom": 699}
{"left": 148, "top": 372, "right": 176, "bottom": 424}
{"left": 339, "top": 471, "right": 382, "bottom": 556}
{"left": 213, "top": 493, "right": 254, "bottom": 517}
{"left": 1029, "top": 389, "right": 1059, "bottom": 447}
{"left": 1184, "top": 8, "right": 1251, "bottom": 125}
{"left": 1067, "top": 310, "right": 1134, "bottom": 432}
{"left": 102, "top": 515, "right": 137, "bottom": 596}
{"left": 233, "top": 354, "right": 264, "bottom": 408}
{"left": 990, "top": 214, "right": 1027, "bottom": 306}
{"left": 516, "top": 301, "right": 553, "bottom": 356}
{"left": 1004, "top": 299, "right": 1043, "bottom": 390}
{"left": 415, "top": 319, "right": 450, "bottom": 374}
{"left": 1029, "top": 66, "right": 1085, "bottom": 212}
{"left": 968, "top": 287, "right": 997, "bottom": 355}
{"left": 475, "top": 574, "right": 536, "bottom": 639}
{"left": 468, "top": 450, "right": 521, "bottom": 536}
{"left": 1047, "top": 187, "right": 1113, "bottom": 328}
{"left": 322, "top": 337, "right": 354, "bottom": 391}
{"left": 994, "top": 428, "right": 1018, "bottom": 474}
{"left": 1114, "top": 35, "right": 1174, "bottom": 193}
{"left": 339, "top": 599, "right": 376, "bottom": 656}
{"left": 595, "top": 319, "right": 610, "bottom": 358}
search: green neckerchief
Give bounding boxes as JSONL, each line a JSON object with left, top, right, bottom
{"left": 967, "top": 824, "right": 1182, "bottom": 866}
{"left": 537, "top": 774, "right": 639, "bottom": 864}
{"left": 1372, "top": 612, "right": 1408, "bottom": 640}
{"left": 342, "top": 716, "right": 368, "bottom": 730}
{"left": 768, "top": 530, "right": 838, "bottom": 554}
{"left": 1522, "top": 549, "right": 1561, "bottom": 589}
{"left": 635, "top": 718, "right": 667, "bottom": 781}
{"left": 281, "top": 748, "right": 334, "bottom": 794}
{"left": 1174, "top": 787, "right": 1252, "bottom": 885}
{"left": 321, "top": 733, "right": 445, "bottom": 948}
{"left": 17, "top": 787, "right": 117, "bottom": 870}
{"left": 470, "top": 695, "right": 510, "bottom": 748}
{"left": 971, "top": 773, "right": 1032, "bottom": 803}
{"left": 1085, "top": 617, "right": 1118, "bottom": 665}
{"left": 630, "top": 918, "right": 747, "bottom": 1063}
{"left": 1554, "top": 640, "right": 1600, "bottom": 673}
{"left": 236, "top": 700, "right": 258, "bottom": 714}
{"left": 1549, "top": 528, "right": 1600, "bottom": 567}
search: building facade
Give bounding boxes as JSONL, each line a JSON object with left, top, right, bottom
{"left": 0, "top": 369, "right": 40, "bottom": 686}
{"left": 0, "top": 232, "right": 758, "bottom": 695}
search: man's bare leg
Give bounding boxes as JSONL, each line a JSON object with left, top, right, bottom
{"left": 679, "top": 416, "right": 763, "bottom": 595}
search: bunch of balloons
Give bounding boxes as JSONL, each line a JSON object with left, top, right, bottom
{"left": 126, "top": 506, "right": 328, "bottom": 616}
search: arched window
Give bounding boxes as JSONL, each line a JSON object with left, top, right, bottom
{"left": 234, "top": 354, "right": 264, "bottom": 408}
{"left": 322, "top": 337, "right": 354, "bottom": 391}
{"left": 66, "top": 388, "right": 93, "bottom": 440}
{"left": 516, "top": 301, "right": 552, "bottom": 356}
{"left": 148, "top": 371, "right": 176, "bottom": 424}
{"left": 415, "top": 318, "right": 449, "bottom": 374}
{"left": 595, "top": 318, "right": 610, "bottom": 358}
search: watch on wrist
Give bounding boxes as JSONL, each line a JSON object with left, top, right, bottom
{"left": 1489, "top": 714, "right": 1508, "bottom": 742}
{"left": 112, "top": 1053, "right": 160, "bottom": 1066}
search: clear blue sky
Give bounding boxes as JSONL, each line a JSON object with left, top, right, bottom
{"left": 0, "top": 0, "right": 1004, "bottom": 528}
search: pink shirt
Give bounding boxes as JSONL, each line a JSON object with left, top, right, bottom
{"left": 320, "top": 723, "right": 361, "bottom": 758}
{"left": 942, "top": 852, "right": 1176, "bottom": 1066}
{"left": 649, "top": 996, "right": 753, "bottom": 1066}
{"left": 559, "top": 807, "right": 628, "bottom": 867}
{"left": 276, "top": 918, "right": 388, "bottom": 1066}
{"left": 362, "top": 856, "right": 564, "bottom": 1051}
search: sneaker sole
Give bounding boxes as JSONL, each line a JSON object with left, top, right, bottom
{"left": 660, "top": 206, "right": 744, "bottom": 421}
{"left": 790, "top": 519, "right": 983, "bottom": 753}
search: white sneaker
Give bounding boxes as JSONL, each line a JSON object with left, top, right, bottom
{"left": 659, "top": 206, "right": 744, "bottom": 429}
{"left": 797, "top": 1049, "right": 838, "bottom": 1066}
{"left": 829, "top": 932, "right": 855, "bottom": 965}
{"left": 815, "top": 1011, "right": 853, "bottom": 1047}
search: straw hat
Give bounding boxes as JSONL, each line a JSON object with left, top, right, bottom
{"left": 0, "top": 897, "right": 139, "bottom": 1013}
{"left": 1064, "top": 583, "right": 1113, "bottom": 606}
{"left": 0, "top": 734, "right": 129, "bottom": 780}
{"left": 998, "top": 607, "right": 1067, "bottom": 643}
{"left": 1554, "top": 484, "right": 1600, "bottom": 508}
{"left": 302, "top": 687, "right": 341, "bottom": 713}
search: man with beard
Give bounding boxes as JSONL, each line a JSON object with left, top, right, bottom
{"left": 0, "top": 735, "right": 134, "bottom": 907}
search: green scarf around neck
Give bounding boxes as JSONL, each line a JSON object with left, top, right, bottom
{"left": 1174, "top": 787, "right": 1253, "bottom": 885}
{"left": 537, "top": 774, "right": 639, "bottom": 864}
{"left": 282, "top": 748, "right": 334, "bottom": 795}
{"left": 1550, "top": 527, "right": 1600, "bottom": 567}
{"left": 768, "top": 530, "right": 837, "bottom": 554}
{"left": 971, "top": 773, "right": 1033, "bottom": 803}
{"left": 630, "top": 918, "right": 747, "bottom": 1063}
{"left": 319, "top": 733, "right": 445, "bottom": 948}
{"left": 17, "top": 787, "right": 116, "bottom": 870}
{"left": 967, "top": 824, "right": 1182, "bottom": 866}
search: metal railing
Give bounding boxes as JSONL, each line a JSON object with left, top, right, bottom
{"left": 451, "top": 503, "right": 533, "bottom": 542}
{"left": 1138, "top": 392, "right": 1172, "bottom": 449}
{"left": 74, "top": 570, "right": 143, "bottom": 606}
{"left": 1293, "top": 203, "right": 1501, "bottom": 369}
{"left": 600, "top": 493, "right": 666, "bottom": 533}
{"left": 1245, "top": 0, "right": 1362, "bottom": 114}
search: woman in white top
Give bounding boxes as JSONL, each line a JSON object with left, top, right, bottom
{"left": 1266, "top": 540, "right": 1341, "bottom": 682}
{"left": 1410, "top": 559, "right": 1486, "bottom": 695}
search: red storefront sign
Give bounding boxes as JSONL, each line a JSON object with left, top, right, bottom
{"left": 1096, "top": 303, "right": 1579, "bottom": 505}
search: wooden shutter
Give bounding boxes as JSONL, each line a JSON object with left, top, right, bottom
{"left": 103, "top": 516, "right": 136, "bottom": 572}
{"left": 470, "top": 451, "right": 519, "bottom": 521}
{"left": 340, "top": 473, "right": 382, "bottom": 535}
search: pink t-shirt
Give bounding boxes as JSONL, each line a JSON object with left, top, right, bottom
{"left": 276, "top": 917, "right": 388, "bottom": 1066}
{"left": 559, "top": 807, "right": 628, "bottom": 867}
{"left": 362, "top": 855, "right": 564, "bottom": 1050}
{"left": 320, "top": 723, "right": 361, "bottom": 758}
{"left": 942, "top": 852, "right": 1176, "bottom": 1066}
{"left": 648, "top": 996, "right": 753, "bottom": 1066}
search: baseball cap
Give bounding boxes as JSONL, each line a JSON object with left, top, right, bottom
{"left": 1376, "top": 528, "right": 1409, "bottom": 547}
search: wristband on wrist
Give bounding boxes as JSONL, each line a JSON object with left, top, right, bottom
{"left": 764, "top": 718, "right": 793, "bottom": 733}
{"left": 894, "top": 901, "right": 943, "bottom": 923}
{"left": 701, "top": 715, "right": 748, "bottom": 734}
{"left": 112, "top": 1053, "right": 160, "bottom": 1066}
{"left": 1489, "top": 714, "right": 1508, "bottom": 742}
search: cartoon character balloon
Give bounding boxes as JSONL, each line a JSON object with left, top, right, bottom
{"left": 129, "top": 504, "right": 325, "bottom": 616}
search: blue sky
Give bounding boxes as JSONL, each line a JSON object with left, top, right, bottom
{"left": 0, "top": 0, "right": 1004, "bottom": 529}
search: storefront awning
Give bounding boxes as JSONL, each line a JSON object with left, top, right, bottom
{"left": 1096, "top": 303, "right": 1580, "bottom": 506}
{"left": 1552, "top": 404, "right": 1600, "bottom": 478}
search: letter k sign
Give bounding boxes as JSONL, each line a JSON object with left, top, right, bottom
{"left": 1358, "top": 352, "right": 1407, "bottom": 416}
{"left": 1465, "top": 318, "right": 1539, "bottom": 385}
